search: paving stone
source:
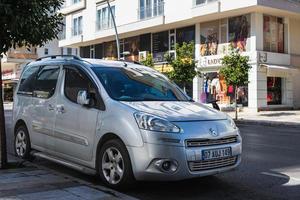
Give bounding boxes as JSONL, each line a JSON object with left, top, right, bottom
{"left": 63, "top": 186, "right": 112, "bottom": 199}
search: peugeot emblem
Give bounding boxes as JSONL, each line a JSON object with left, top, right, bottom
{"left": 209, "top": 128, "right": 219, "bottom": 137}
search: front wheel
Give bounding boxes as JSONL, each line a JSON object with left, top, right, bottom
{"left": 14, "top": 125, "right": 31, "bottom": 159}
{"left": 98, "top": 139, "right": 134, "bottom": 189}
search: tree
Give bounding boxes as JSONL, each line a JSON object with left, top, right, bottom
{"left": 140, "top": 54, "right": 154, "bottom": 68}
{"left": 168, "top": 42, "right": 197, "bottom": 92}
{"left": 219, "top": 48, "right": 252, "bottom": 120}
{"left": 0, "top": 0, "right": 64, "bottom": 169}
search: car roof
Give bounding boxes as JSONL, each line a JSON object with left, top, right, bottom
{"left": 28, "top": 56, "right": 145, "bottom": 69}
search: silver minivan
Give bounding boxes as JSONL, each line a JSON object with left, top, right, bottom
{"left": 13, "top": 55, "right": 242, "bottom": 188}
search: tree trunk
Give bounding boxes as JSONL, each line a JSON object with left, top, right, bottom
{"left": 235, "top": 85, "right": 238, "bottom": 120}
{"left": 0, "top": 58, "right": 8, "bottom": 169}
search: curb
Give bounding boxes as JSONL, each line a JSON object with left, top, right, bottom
{"left": 235, "top": 119, "right": 300, "bottom": 128}
{"left": 7, "top": 154, "right": 138, "bottom": 200}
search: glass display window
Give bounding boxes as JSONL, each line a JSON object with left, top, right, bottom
{"left": 200, "top": 20, "right": 219, "bottom": 56}
{"left": 263, "top": 15, "right": 284, "bottom": 53}
{"left": 267, "top": 77, "right": 282, "bottom": 105}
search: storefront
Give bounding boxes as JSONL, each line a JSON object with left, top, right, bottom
{"left": 1, "top": 64, "right": 22, "bottom": 102}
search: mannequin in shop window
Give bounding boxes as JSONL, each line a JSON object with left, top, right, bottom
{"left": 211, "top": 75, "right": 221, "bottom": 101}
{"left": 204, "top": 76, "right": 211, "bottom": 103}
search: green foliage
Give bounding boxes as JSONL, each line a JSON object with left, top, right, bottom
{"left": 219, "top": 48, "right": 251, "bottom": 87}
{"left": 140, "top": 54, "right": 154, "bottom": 68}
{"left": 168, "top": 42, "right": 197, "bottom": 88}
{"left": 0, "top": 0, "right": 64, "bottom": 55}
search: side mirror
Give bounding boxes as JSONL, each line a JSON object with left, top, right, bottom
{"left": 77, "top": 90, "right": 90, "bottom": 106}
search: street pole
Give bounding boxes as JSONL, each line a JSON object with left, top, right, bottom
{"left": 0, "top": 56, "right": 8, "bottom": 169}
{"left": 106, "top": 0, "right": 120, "bottom": 60}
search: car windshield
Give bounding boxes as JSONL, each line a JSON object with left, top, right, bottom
{"left": 92, "top": 67, "right": 189, "bottom": 102}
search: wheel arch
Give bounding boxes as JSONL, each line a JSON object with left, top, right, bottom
{"left": 95, "top": 133, "right": 128, "bottom": 172}
{"left": 14, "top": 119, "right": 28, "bottom": 136}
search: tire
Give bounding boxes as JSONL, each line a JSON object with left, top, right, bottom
{"left": 14, "top": 125, "right": 31, "bottom": 159}
{"left": 98, "top": 139, "right": 135, "bottom": 189}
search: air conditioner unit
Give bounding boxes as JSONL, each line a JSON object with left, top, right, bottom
{"left": 139, "top": 51, "right": 149, "bottom": 62}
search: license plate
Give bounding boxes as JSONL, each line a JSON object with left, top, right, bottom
{"left": 202, "top": 147, "right": 232, "bottom": 160}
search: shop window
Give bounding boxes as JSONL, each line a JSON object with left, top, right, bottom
{"left": 267, "top": 77, "right": 282, "bottom": 105}
{"left": 263, "top": 15, "right": 284, "bottom": 53}
{"left": 33, "top": 66, "right": 60, "bottom": 99}
{"left": 123, "top": 36, "right": 140, "bottom": 61}
{"left": 152, "top": 31, "right": 169, "bottom": 63}
{"left": 200, "top": 20, "right": 219, "bottom": 56}
{"left": 67, "top": 48, "right": 72, "bottom": 55}
{"left": 176, "top": 26, "right": 195, "bottom": 45}
{"left": 95, "top": 44, "right": 103, "bottom": 59}
{"left": 80, "top": 46, "right": 90, "bottom": 58}
{"left": 104, "top": 41, "right": 117, "bottom": 59}
{"left": 200, "top": 72, "right": 248, "bottom": 106}
{"left": 228, "top": 14, "right": 250, "bottom": 52}
{"left": 140, "top": 33, "right": 151, "bottom": 52}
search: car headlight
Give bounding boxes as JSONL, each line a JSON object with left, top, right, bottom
{"left": 227, "top": 117, "right": 237, "bottom": 129}
{"left": 134, "top": 112, "right": 181, "bottom": 133}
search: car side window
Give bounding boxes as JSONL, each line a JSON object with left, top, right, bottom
{"left": 64, "top": 67, "right": 105, "bottom": 110}
{"left": 33, "top": 66, "right": 60, "bottom": 99}
{"left": 18, "top": 66, "right": 40, "bottom": 95}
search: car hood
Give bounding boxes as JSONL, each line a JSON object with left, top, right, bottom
{"left": 121, "top": 101, "right": 227, "bottom": 121}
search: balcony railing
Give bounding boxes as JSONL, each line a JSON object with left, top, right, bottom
{"left": 138, "top": 2, "right": 164, "bottom": 20}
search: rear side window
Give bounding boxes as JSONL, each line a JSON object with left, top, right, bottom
{"left": 18, "top": 66, "right": 40, "bottom": 95}
{"left": 33, "top": 66, "right": 60, "bottom": 99}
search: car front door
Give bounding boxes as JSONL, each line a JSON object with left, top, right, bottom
{"left": 31, "top": 65, "right": 61, "bottom": 151}
{"left": 53, "top": 65, "right": 104, "bottom": 162}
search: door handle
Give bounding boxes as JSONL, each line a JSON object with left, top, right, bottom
{"left": 48, "top": 104, "right": 55, "bottom": 111}
{"left": 57, "top": 105, "right": 66, "bottom": 114}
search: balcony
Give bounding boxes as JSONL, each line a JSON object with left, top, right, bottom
{"left": 138, "top": 2, "right": 164, "bottom": 21}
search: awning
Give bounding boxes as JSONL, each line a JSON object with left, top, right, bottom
{"left": 260, "top": 64, "right": 299, "bottom": 77}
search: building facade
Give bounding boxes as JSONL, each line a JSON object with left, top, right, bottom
{"left": 59, "top": 0, "right": 300, "bottom": 111}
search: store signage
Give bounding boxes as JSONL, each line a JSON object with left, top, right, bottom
{"left": 199, "top": 55, "right": 223, "bottom": 68}
{"left": 1, "top": 69, "right": 15, "bottom": 80}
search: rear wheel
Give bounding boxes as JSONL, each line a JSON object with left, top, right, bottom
{"left": 14, "top": 125, "right": 31, "bottom": 159}
{"left": 98, "top": 139, "right": 134, "bottom": 189}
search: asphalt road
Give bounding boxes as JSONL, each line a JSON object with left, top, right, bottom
{"left": 4, "top": 109, "right": 300, "bottom": 200}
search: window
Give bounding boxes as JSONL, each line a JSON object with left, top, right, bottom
{"left": 152, "top": 31, "right": 169, "bottom": 62}
{"left": 44, "top": 48, "right": 49, "bottom": 55}
{"left": 33, "top": 66, "right": 60, "bottom": 99}
{"left": 18, "top": 66, "right": 40, "bottom": 95}
{"left": 60, "top": 47, "right": 64, "bottom": 55}
{"left": 96, "top": 5, "right": 115, "bottom": 31}
{"left": 80, "top": 46, "right": 90, "bottom": 58}
{"left": 228, "top": 15, "right": 250, "bottom": 52}
{"left": 267, "top": 77, "right": 282, "bottom": 105}
{"left": 73, "top": 16, "right": 83, "bottom": 36}
{"left": 200, "top": 20, "right": 219, "bottom": 56}
{"left": 64, "top": 68, "right": 104, "bottom": 109}
{"left": 176, "top": 26, "right": 195, "bottom": 45}
{"left": 92, "top": 67, "right": 188, "bottom": 101}
{"left": 263, "top": 15, "right": 284, "bottom": 53}
{"left": 59, "top": 17, "right": 66, "bottom": 40}
{"left": 139, "top": 0, "right": 164, "bottom": 20}
{"left": 195, "top": 0, "right": 217, "bottom": 6}
{"left": 67, "top": 48, "right": 72, "bottom": 55}
{"left": 73, "top": 0, "right": 81, "bottom": 4}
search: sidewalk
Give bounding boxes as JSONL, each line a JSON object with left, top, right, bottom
{"left": 227, "top": 110, "right": 300, "bottom": 126}
{"left": 0, "top": 156, "right": 135, "bottom": 200}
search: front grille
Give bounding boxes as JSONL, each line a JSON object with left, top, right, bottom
{"left": 186, "top": 136, "right": 238, "bottom": 148}
{"left": 189, "top": 156, "right": 238, "bottom": 172}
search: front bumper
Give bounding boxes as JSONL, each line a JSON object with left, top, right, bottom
{"left": 127, "top": 141, "right": 242, "bottom": 181}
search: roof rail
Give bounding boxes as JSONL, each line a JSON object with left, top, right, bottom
{"left": 36, "top": 55, "right": 82, "bottom": 61}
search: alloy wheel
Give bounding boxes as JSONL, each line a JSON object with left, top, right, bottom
{"left": 15, "top": 130, "right": 27, "bottom": 157}
{"left": 102, "top": 147, "right": 124, "bottom": 185}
